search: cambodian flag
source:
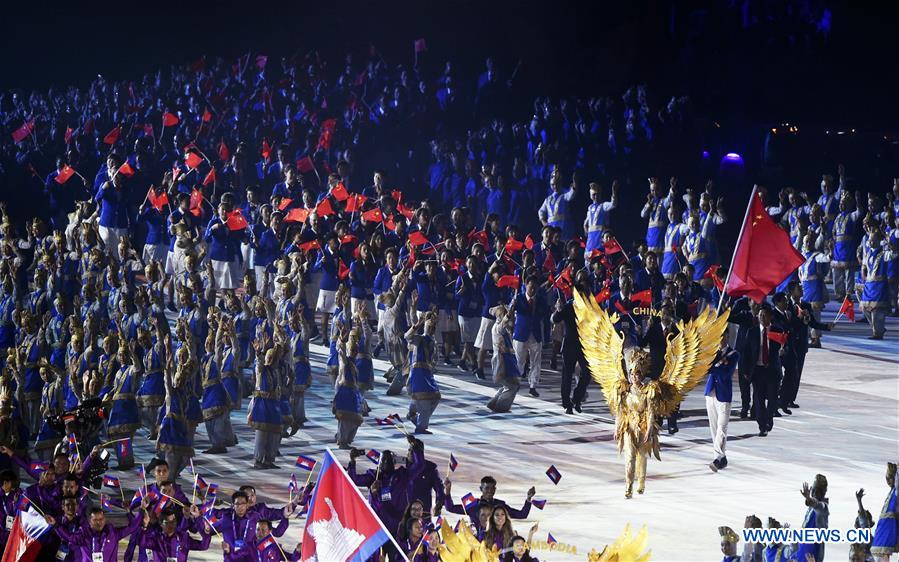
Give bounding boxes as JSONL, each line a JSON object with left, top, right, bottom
{"left": 101, "top": 495, "right": 114, "bottom": 511}
{"left": 206, "top": 484, "right": 219, "bottom": 497}
{"left": 460, "top": 493, "right": 476, "bottom": 510}
{"left": 16, "top": 495, "right": 31, "bottom": 512}
{"left": 102, "top": 475, "right": 121, "bottom": 488}
{"left": 545, "top": 465, "right": 562, "bottom": 485}
{"left": 296, "top": 455, "right": 317, "bottom": 471}
{"left": 153, "top": 496, "right": 170, "bottom": 515}
{"left": 117, "top": 439, "right": 132, "bottom": 459}
{"left": 256, "top": 533, "right": 276, "bottom": 552}
{"left": 449, "top": 454, "right": 458, "bottom": 472}
{"left": 365, "top": 449, "right": 380, "bottom": 464}
{"left": 531, "top": 499, "right": 547, "bottom": 510}
{"left": 1, "top": 504, "right": 52, "bottom": 562}
{"left": 300, "top": 449, "right": 395, "bottom": 562}
{"left": 288, "top": 474, "right": 299, "bottom": 493}
{"left": 547, "top": 532, "right": 558, "bottom": 545}
{"left": 28, "top": 461, "right": 49, "bottom": 474}
{"left": 66, "top": 433, "right": 77, "bottom": 453}
{"left": 195, "top": 475, "right": 209, "bottom": 490}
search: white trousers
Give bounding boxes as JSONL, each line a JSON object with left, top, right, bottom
{"left": 513, "top": 336, "right": 542, "bottom": 387}
{"left": 705, "top": 395, "right": 730, "bottom": 460}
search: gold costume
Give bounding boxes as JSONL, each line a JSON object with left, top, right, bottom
{"left": 573, "top": 291, "right": 730, "bottom": 497}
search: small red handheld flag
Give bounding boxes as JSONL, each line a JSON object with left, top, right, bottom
{"left": 261, "top": 139, "right": 272, "bottom": 160}
{"left": 147, "top": 188, "right": 169, "bottom": 212}
{"left": 285, "top": 208, "right": 310, "bottom": 224}
{"left": 202, "top": 168, "right": 217, "bottom": 186}
{"left": 64, "top": 126, "right": 73, "bottom": 145}
{"left": 525, "top": 234, "right": 535, "bottom": 250}
{"left": 54, "top": 165, "right": 76, "bottom": 185}
{"left": 277, "top": 198, "right": 293, "bottom": 211}
{"left": 496, "top": 275, "right": 520, "bottom": 289}
{"left": 103, "top": 127, "right": 121, "bottom": 145}
{"left": 704, "top": 264, "right": 725, "bottom": 291}
{"left": 838, "top": 296, "right": 855, "bottom": 322}
{"left": 338, "top": 260, "right": 350, "bottom": 280}
{"left": 202, "top": 108, "right": 213, "bottom": 123}
{"left": 315, "top": 198, "right": 335, "bottom": 217}
{"left": 361, "top": 208, "right": 383, "bottom": 223}
{"left": 185, "top": 152, "right": 203, "bottom": 170}
{"left": 225, "top": 209, "right": 248, "bottom": 231}
{"left": 117, "top": 162, "right": 136, "bottom": 177}
{"left": 631, "top": 289, "right": 653, "bottom": 306}
{"left": 504, "top": 238, "right": 524, "bottom": 253}
{"left": 296, "top": 156, "right": 315, "bottom": 173}
{"left": 330, "top": 182, "right": 349, "bottom": 202}
{"left": 189, "top": 188, "right": 204, "bottom": 217}
{"left": 409, "top": 231, "right": 430, "bottom": 246}
{"left": 767, "top": 330, "right": 788, "bottom": 346}
{"left": 162, "top": 112, "right": 179, "bottom": 127}
{"left": 344, "top": 194, "right": 368, "bottom": 213}
{"left": 218, "top": 139, "right": 230, "bottom": 161}
{"left": 11, "top": 119, "right": 35, "bottom": 143}
{"left": 594, "top": 287, "right": 611, "bottom": 304}
{"left": 603, "top": 238, "right": 623, "bottom": 254}
{"left": 298, "top": 239, "right": 320, "bottom": 252}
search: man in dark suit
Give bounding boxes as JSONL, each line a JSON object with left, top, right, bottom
{"left": 782, "top": 281, "right": 833, "bottom": 410}
{"left": 512, "top": 276, "right": 548, "bottom": 397}
{"left": 729, "top": 297, "right": 758, "bottom": 419}
{"left": 551, "top": 272, "right": 593, "bottom": 414}
{"left": 752, "top": 306, "right": 785, "bottom": 436}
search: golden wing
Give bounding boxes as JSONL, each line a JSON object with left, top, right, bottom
{"left": 651, "top": 306, "right": 731, "bottom": 417}
{"left": 573, "top": 290, "right": 627, "bottom": 416}
{"left": 589, "top": 524, "right": 652, "bottom": 562}
{"left": 439, "top": 521, "right": 472, "bottom": 562}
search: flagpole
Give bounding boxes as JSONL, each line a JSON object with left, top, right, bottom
{"left": 717, "top": 186, "right": 758, "bottom": 314}
{"left": 323, "top": 448, "right": 411, "bottom": 562}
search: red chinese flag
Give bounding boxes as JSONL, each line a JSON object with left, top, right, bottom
{"left": 64, "top": 126, "right": 73, "bottom": 145}
{"left": 409, "top": 231, "right": 430, "bottom": 247}
{"left": 54, "top": 165, "right": 76, "bottom": 185}
{"left": 391, "top": 190, "right": 403, "bottom": 203}
{"left": 11, "top": 119, "right": 35, "bottom": 143}
{"left": 148, "top": 188, "right": 169, "bottom": 212}
{"left": 632, "top": 289, "right": 653, "bottom": 306}
{"left": 171, "top": 166, "right": 182, "bottom": 182}
{"left": 344, "top": 194, "right": 367, "bottom": 213}
{"left": 468, "top": 229, "right": 488, "bottom": 247}
{"left": 338, "top": 260, "right": 350, "bottom": 280}
{"left": 587, "top": 248, "right": 604, "bottom": 260}
{"left": 525, "top": 234, "right": 535, "bottom": 250}
{"left": 162, "top": 112, "right": 179, "bottom": 127}
{"left": 202, "top": 168, "right": 217, "bottom": 186}
{"left": 603, "top": 238, "right": 623, "bottom": 254}
{"left": 298, "top": 239, "right": 320, "bottom": 251}
{"left": 117, "top": 162, "right": 135, "bottom": 177}
{"left": 496, "top": 275, "right": 520, "bottom": 290}
{"left": 202, "top": 108, "right": 213, "bottom": 123}
{"left": 767, "top": 330, "right": 788, "bottom": 346}
{"left": 330, "top": 182, "right": 349, "bottom": 202}
{"left": 838, "top": 295, "right": 855, "bottom": 322}
{"left": 286, "top": 208, "right": 310, "bottom": 224}
{"left": 261, "top": 139, "right": 272, "bottom": 160}
{"left": 725, "top": 188, "right": 806, "bottom": 303}
{"left": 384, "top": 216, "right": 398, "bottom": 231}
{"left": 340, "top": 234, "right": 358, "bottom": 246}
{"left": 189, "top": 188, "right": 204, "bottom": 217}
{"left": 542, "top": 251, "right": 557, "bottom": 273}
{"left": 361, "top": 208, "right": 383, "bottom": 223}
{"left": 703, "top": 264, "right": 725, "bottom": 291}
{"left": 396, "top": 203, "right": 414, "bottom": 220}
{"left": 595, "top": 287, "right": 611, "bottom": 304}
{"left": 277, "top": 198, "right": 293, "bottom": 211}
{"left": 505, "top": 238, "right": 524, "bottom": 254}
{"left": 103, "top": 127, "right": 121, "bottom": 145}
{"left": 185, "top": 152, "right": 203, "bottom": 170}
{"left": 315, "top": 198, "right": 335, "bottom": 217}
{"left": 296, "top": 156, "right": 314, "bottom": 173}
{"left": 218, "top": 139, "right": 230, "bottom": 161}
{"left": 414, "top": 38, "right": 428, "bottom": 53}
{"left": 225, "top": 209, "right": 248, "bottom": 231}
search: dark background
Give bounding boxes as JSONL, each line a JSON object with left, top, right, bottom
{"left": 3, "top": 0, "right": 899, "bottom": 128}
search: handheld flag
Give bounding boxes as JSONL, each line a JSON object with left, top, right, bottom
{"left": 496, "top": 275, "right": 520, "bottom": 290}
{"left": 594, "top": 286, "right": 611, "bottom": 304}
{"left": 147, "top": 188, "right": 169, "bottom": 212}
{"left": 28, "top": 461, "right": 49, "bottom": 474}
{"left": 202, "top": 108, "right": 213, "bottom": 123}
{"left": 631, "top": 289, "right": 653, "bottom": 306}
{"left": 531, "top": 499, "right": 547, "bottom": 510}
{"left": 345, "top": 194, "right": 368, "bottom": 213}
{"left": 365, "top": 449, "right": 381, "bottom": 464}
{"left": 449, "top": 454, "right": 458, "bottom": 472}
{"left": 261, "top": 139, "right": 272, "bottom": 160}
{"left": 338, "top": 260, "right": 350, "bottom": 281}
{"left": 54, "top": 165, "right": 76, "bottom": 185}
{"left": 838, "top": 295, "right": 855, "bottom": 322}
{"left": 257, "top": 533, "right": 276, "bottom": 552}
{"left": 504, "top": 238, "right": 524, "bottom": 253}
{"left": 195, "top": 475, "right": 209, "bottom": 490}
{"left": 298, "top": 239, "right": 321, "bottom": 252}
{"left": 16, "top": 495, "right": 31, "bottom": 512}
{"left": 218, "top": 139, "right": 231, "bottom": 161}
{"left": 102, "top": 475, "right": 121, "bottom": 489}
{"left": 547, "top": 533, "right": 558, "bottom": 545}
{"left": 297, "top": 156, "right": 315, "bottom": 173}
{"left": 546, "top": 465, "right": 562, "bottom": 485}
{"left": 162, "top": 112, "right": 179, "bottom": 127}
{"left": 103, "top": 127, "right": 121, "bottom": 145}
{"left": 225, "top": 209, "right": 249, "bottom": 230}
{"left": 185, "top": 151, "right": 203, "bottom": 170}
{"left": 3, "top": 502, "right": 51, "bottom": 562}
{"left": 460, "top": 493, "right": 476, "bottom": 510}
{"left": 278, "top": 198, "right": 293, "bottom": 211}
{"left": 64, "top": 126, "right": 73, "bottom": 145}
{"left": 361, "top": 208, "right": 383, "bottom": 223}
{"left": 286, "top": 208, "right": 311, "bottom": 225}
{"left": 331, "top": 183, "right": 349, "bottom": 202}
{"left": 767, "top": 330, "right": 788, "bottom": 346}
{"left": 704, "top": 264, "right": 726, "bottom": 291}
{"left": 189, "top": 188, "right": 204, "bottom": 217}
{"left": 300, "top": 449, "right": 398, "bottom": 562}
{"left": 525, "top": 234, "right": 535, "bottom": 250}
{"left": 725, "top": 188, "right": 806, "bottom": 302}
{"left": 202, "top": 168, "right": 217, "bottom": 186}
{"left": 11, "top": 119, "right": 36, "bottom": 143}
{"left": 117, "top": 162, "right": 136, "bottom": 177}
{"left": 409, "top": 231, "right": 430, "bottom": 247}
{"left": 604, "top": 238, "right": 623, "bottom": 254}
{"left": 296, "top": 455, "right": 317, "bottom": 471}
{"left": 117, "top": 438, "right": 132, "bottom": 460}
{"left": 315, "top": 197, "right": 335, "bottom": 217}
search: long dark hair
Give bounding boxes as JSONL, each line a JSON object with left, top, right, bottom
{"left": 396, "top": 499, "right": 425, "bottom": 541}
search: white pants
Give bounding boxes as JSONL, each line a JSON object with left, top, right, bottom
{"left": 513, "top": 336, "right": 542, "bottom": 388}
{"left": 705, "top": 395, "right": 730, "bottom": 461}
{"left": 98, "top": 225, "right": 127, "bottom": 261}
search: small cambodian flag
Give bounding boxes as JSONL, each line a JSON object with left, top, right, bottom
{"left": 153, "top": 496, "right": 170, "bottom": 515}
{"left": 461, "top": 493, "right": 476, "bottom": 510}
{"left": 546, "top": 465, "right": 562, "bottom": 485}
{"left": 206, "top": 484, "right": 219, "bottom": 497}
{"left": 67, "top": 433, "right": 77, "bottom": 453}
{"left": 195, "top": 475, "right": 209, "bottom": 490}
{"left": 206, "top": 512, "right": 220, "bottom": 525}
{"left": 16, "top": 495, "right": 31, "bottom": 512}
{"left": 449, "top": 454, "right": 458, "bottom": 472}
{"left": 102, "top": 475, "right": 121, "bottom": 488}
{"left": 136, "top": 465, "right": 145, "bottom": 480}
{"left": 295, "top": 455, "right": 316, "bottom": 471}
{"left": 434, "top": 516, "right": 444, "bottom": 530}
{"left": 288, "top": 474, "right": 299, "bottom": 493}
{"left": 28, "top": 461, "right": 49, "bottom": 474}
{"left": 547, "top": 532, "right": 558, "bottom": 545}
{"left": 366, "top": 449, "right": 381, "bottom": 464}
{"left": 531, "top": 499, "right": 547, "bottom": 510}
{"left": 117, "top": 438, "right": 132, "bottom": 459}
{"left": 257, "top": 534, "right": 276, "bottom": 552}
{"left": 101, "top": 495, "right": 113, "bottom": 510}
